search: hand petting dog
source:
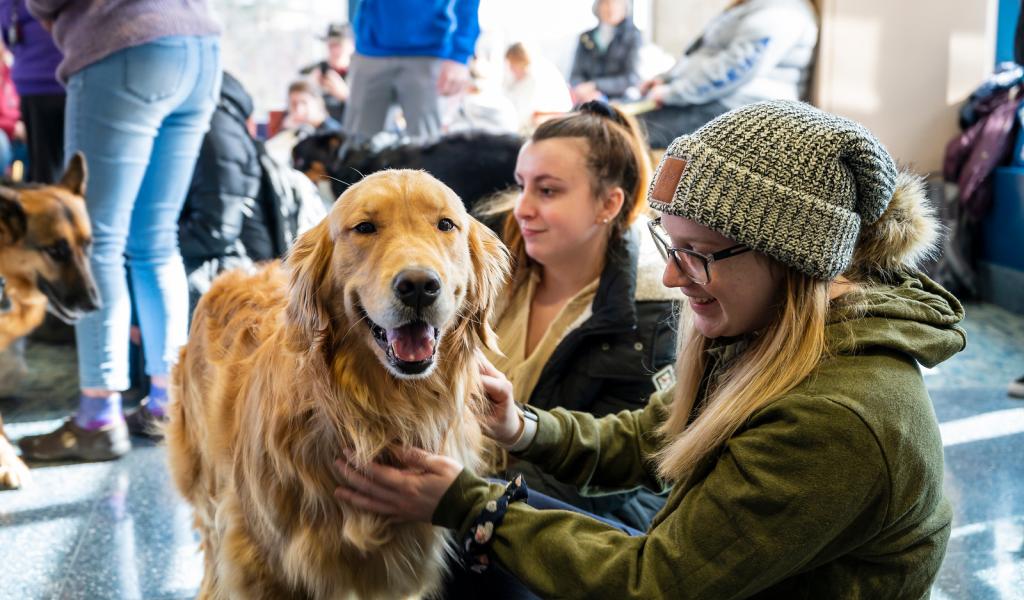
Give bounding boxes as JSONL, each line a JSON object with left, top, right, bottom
{"left": 334, "top": 353, "right": 522, "bottom": 522}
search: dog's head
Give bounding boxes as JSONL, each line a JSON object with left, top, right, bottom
{"left": 0, "top": 152, "right": 100, "bottom": 322}
{"left": 285, "top": 169, "right": 509, "bottom": 379}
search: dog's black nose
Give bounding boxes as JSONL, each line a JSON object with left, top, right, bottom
{"left": 393, "top": 269, "right": 441, "bottom": 310}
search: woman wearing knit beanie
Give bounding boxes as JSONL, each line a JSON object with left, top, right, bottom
{"left": 334, "top": 100, "right": 965, "bottom": 598}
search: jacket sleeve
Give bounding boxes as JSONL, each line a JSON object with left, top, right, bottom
{"left": 434, "top": 395, "right": 889, "bottom": 599}
{"left": 662, "top": 5, "right": 813, "bottom": 106}
{"left": 591, "top": 29, "right": 642, "bottom": 98}
{"left": 517, "top": 391, "right": 671, "bottom": 494}
{"left": 447, "top": 0, "right": 481, "bottom": 64}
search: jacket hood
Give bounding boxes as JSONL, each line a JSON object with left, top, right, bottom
{"left": 827, "top": 272, "right": 966, "bottom": 368}
{"left": 220, "top": 72, "right": 254, "bottom": 121}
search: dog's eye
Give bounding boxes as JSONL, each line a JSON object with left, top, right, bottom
{"left": 45, "top": 240, "right": 71, "bottom": 262}
{"left": 437, "top": 218, "right": 456, "bottom": 232}
{"left": 354, "top": 222, "right": 376, "bottom": 234}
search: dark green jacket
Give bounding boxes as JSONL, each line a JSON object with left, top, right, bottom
{"left": 434, "top": 273, "right": 965, "bottom": 599}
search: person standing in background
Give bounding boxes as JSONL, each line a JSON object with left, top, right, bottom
{"left": 299, "top": 22, "right": 355, "bottom": 124}
{"left": 0, "top": 0, "right": 63, "bottom": 183}
{"left": 17, "top": 0, "right": 222, "bottom": 460}
{"left": 570, "top": 0, "right": 643, "bottom": 104}
{"left": 342, "top": 0, "right": 480, "bottom": 144}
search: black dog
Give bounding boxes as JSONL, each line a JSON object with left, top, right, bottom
{"left": 292, "top": 130, "right": 522, "bottom": 210}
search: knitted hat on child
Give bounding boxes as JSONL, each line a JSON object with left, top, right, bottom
{"left": 648, "top": 100, "right": 899, "bottom": 280}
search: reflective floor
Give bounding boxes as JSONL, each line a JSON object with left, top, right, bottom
{"left": 0, "top": 302, "right": 1022, "bottom": 599}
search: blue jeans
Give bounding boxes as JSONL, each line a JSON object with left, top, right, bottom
{"left": 66, "top": 36, "right": 221, "bottom": 390}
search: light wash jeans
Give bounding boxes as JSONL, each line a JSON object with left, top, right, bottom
{"left": 66, "top": 36, "right": 221, "bottom": 390}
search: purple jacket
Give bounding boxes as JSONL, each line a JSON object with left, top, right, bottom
{"left": 26, "top": 0, "right": 220, "bottom": 83}
{"left": 943, "top": 88, "right": 1021, "bottom": 219}
{"left": 0, "top": 0, "right": 63, "bottom": 95}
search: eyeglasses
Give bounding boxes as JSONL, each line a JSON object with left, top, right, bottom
{"left": 647, "top": 217, "right": 751, "bottom": 285}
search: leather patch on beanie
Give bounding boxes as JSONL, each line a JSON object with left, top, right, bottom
{"left": 652, "top": 157, "right": 687, "bottom": 204}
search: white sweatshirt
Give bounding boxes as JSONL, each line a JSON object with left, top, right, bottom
{"left": 662, "top": 0, "right": 818, "bottom": 108}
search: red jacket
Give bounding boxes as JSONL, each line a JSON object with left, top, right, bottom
{"left": 0, "top": 61, "right": 21, "bottom": 139}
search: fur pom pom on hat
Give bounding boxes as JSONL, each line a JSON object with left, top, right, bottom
{"left": 648, "top": 100, "right": 937, "bottom": 280}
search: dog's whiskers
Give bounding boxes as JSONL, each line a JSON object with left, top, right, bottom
{"left": 318, "top": 173, "right": 348, "bottom": 188}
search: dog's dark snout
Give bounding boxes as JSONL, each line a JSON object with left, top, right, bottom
{"left": 393, "top": 269, "right": 441, "bottom": 310}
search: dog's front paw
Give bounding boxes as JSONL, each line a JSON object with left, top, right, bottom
{"left": 0, "top": 437, "right": 29, "bottom": 490}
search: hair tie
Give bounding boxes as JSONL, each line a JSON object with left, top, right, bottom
{"left": 462, "top": 475, "right": 529, "bottom": 574}
{"left": 576, "top": 100, "right": 628, "bottom": 128}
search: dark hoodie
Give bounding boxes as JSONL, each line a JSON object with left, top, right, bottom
{"left": 433, "top": 272, "right": 965, "bottom": 599}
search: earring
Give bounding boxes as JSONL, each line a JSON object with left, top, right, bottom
{"left": 601, "top": 217, "right": 610, "bottom": 224}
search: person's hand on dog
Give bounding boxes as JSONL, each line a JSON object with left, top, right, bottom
{"left": 437, "top": 60, "right": 470, "bottom": 96}
{"left": 477, "top": 352, "right": 522, "bottom": 446}
{"left": 334, "top": 447, "right": 462, "bottom": 523}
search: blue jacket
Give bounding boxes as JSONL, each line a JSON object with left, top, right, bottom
{"left": 354, "top": 0, "right": 480, "bottom": 64}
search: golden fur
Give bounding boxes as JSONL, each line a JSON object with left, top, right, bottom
{"left": 167, "top": 170, "right": 510, "bottom": 599}
{"left": 0, "top": 153, "right": 98, "bottom": 490}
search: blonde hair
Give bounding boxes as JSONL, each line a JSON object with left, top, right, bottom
{"left": 655, "top": 267, "right": 831, "bottom": 483}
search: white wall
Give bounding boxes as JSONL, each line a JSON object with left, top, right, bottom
{"left": 210, "top": 0, "right": 348, "bottom": 120}
{"left": 813, "top": 0, "right": 998, "bottom": 173}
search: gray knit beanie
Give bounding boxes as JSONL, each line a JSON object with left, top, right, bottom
{"left": 647, "top": 100, "right": 898, "bottom": 280}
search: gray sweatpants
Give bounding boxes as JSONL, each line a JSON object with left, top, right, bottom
{"left": 342, "top": 53, "right": 444, "bottom": 144}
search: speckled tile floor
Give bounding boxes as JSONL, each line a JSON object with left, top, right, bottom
{"left": 0, "top": 302, "right": 1022, "bottom": 599}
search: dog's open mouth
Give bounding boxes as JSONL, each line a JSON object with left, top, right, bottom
{"left": 360, "top": 307, "right": 440, "bottom": 376}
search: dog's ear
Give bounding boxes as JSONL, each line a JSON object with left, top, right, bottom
{"left": 0, "top": 187, "right": 26, "bottom": 245}
{"left": 466, "top": 218, "right": 511, "bottom": 352}
{"left": 60, "top": 152, "right": 88, "bottom": 197}
{"left": 285, "top": 220, "right": 335, "bottom": 348}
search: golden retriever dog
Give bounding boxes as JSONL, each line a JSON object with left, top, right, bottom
{"left": 167, "top": 169, "right": 510, "bottom": 599}
{"left": 0, "top": 152, "right": 99, "bottom": 489}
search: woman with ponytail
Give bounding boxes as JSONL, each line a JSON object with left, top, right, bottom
{"left": 335, "top": 101, "right": 964, "bottom": 599}
{"left": 472, "top": 100, "right": 678, "bottom": 532}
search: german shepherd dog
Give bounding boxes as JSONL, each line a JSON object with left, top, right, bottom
{"left": 0, "top": 152, "right": 100, "bottom": 489}
{"left": 291, "top": 130, "right": 523, "bottom": 210}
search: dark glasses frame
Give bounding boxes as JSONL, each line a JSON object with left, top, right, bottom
{"left": 647, "top": 217, "right": 751, "bottom": 285}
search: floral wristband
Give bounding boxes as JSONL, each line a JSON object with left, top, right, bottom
{"left": 462, "top": 474, "right": 529, "bottom": 573}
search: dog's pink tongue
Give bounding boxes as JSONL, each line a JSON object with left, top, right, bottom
{"left": 386, "top": 323, "right": 436, "bottom": 363}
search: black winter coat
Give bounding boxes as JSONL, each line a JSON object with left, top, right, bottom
{"left": 178, "top": 73, "right": 271, "bottom": 312}
{"left": 492, "top": 215, "right": 679, "bottom": 530}
{"left": 569, "top": 20, "right": 643, "bottom": 99}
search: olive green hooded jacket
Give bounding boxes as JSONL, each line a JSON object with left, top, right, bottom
{"left": 434, "top": 273, "right": 966, "bottom": 599}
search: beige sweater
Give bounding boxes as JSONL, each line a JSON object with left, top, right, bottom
{"left": 486, "top": 268, "right": 599, "bottom": 406}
